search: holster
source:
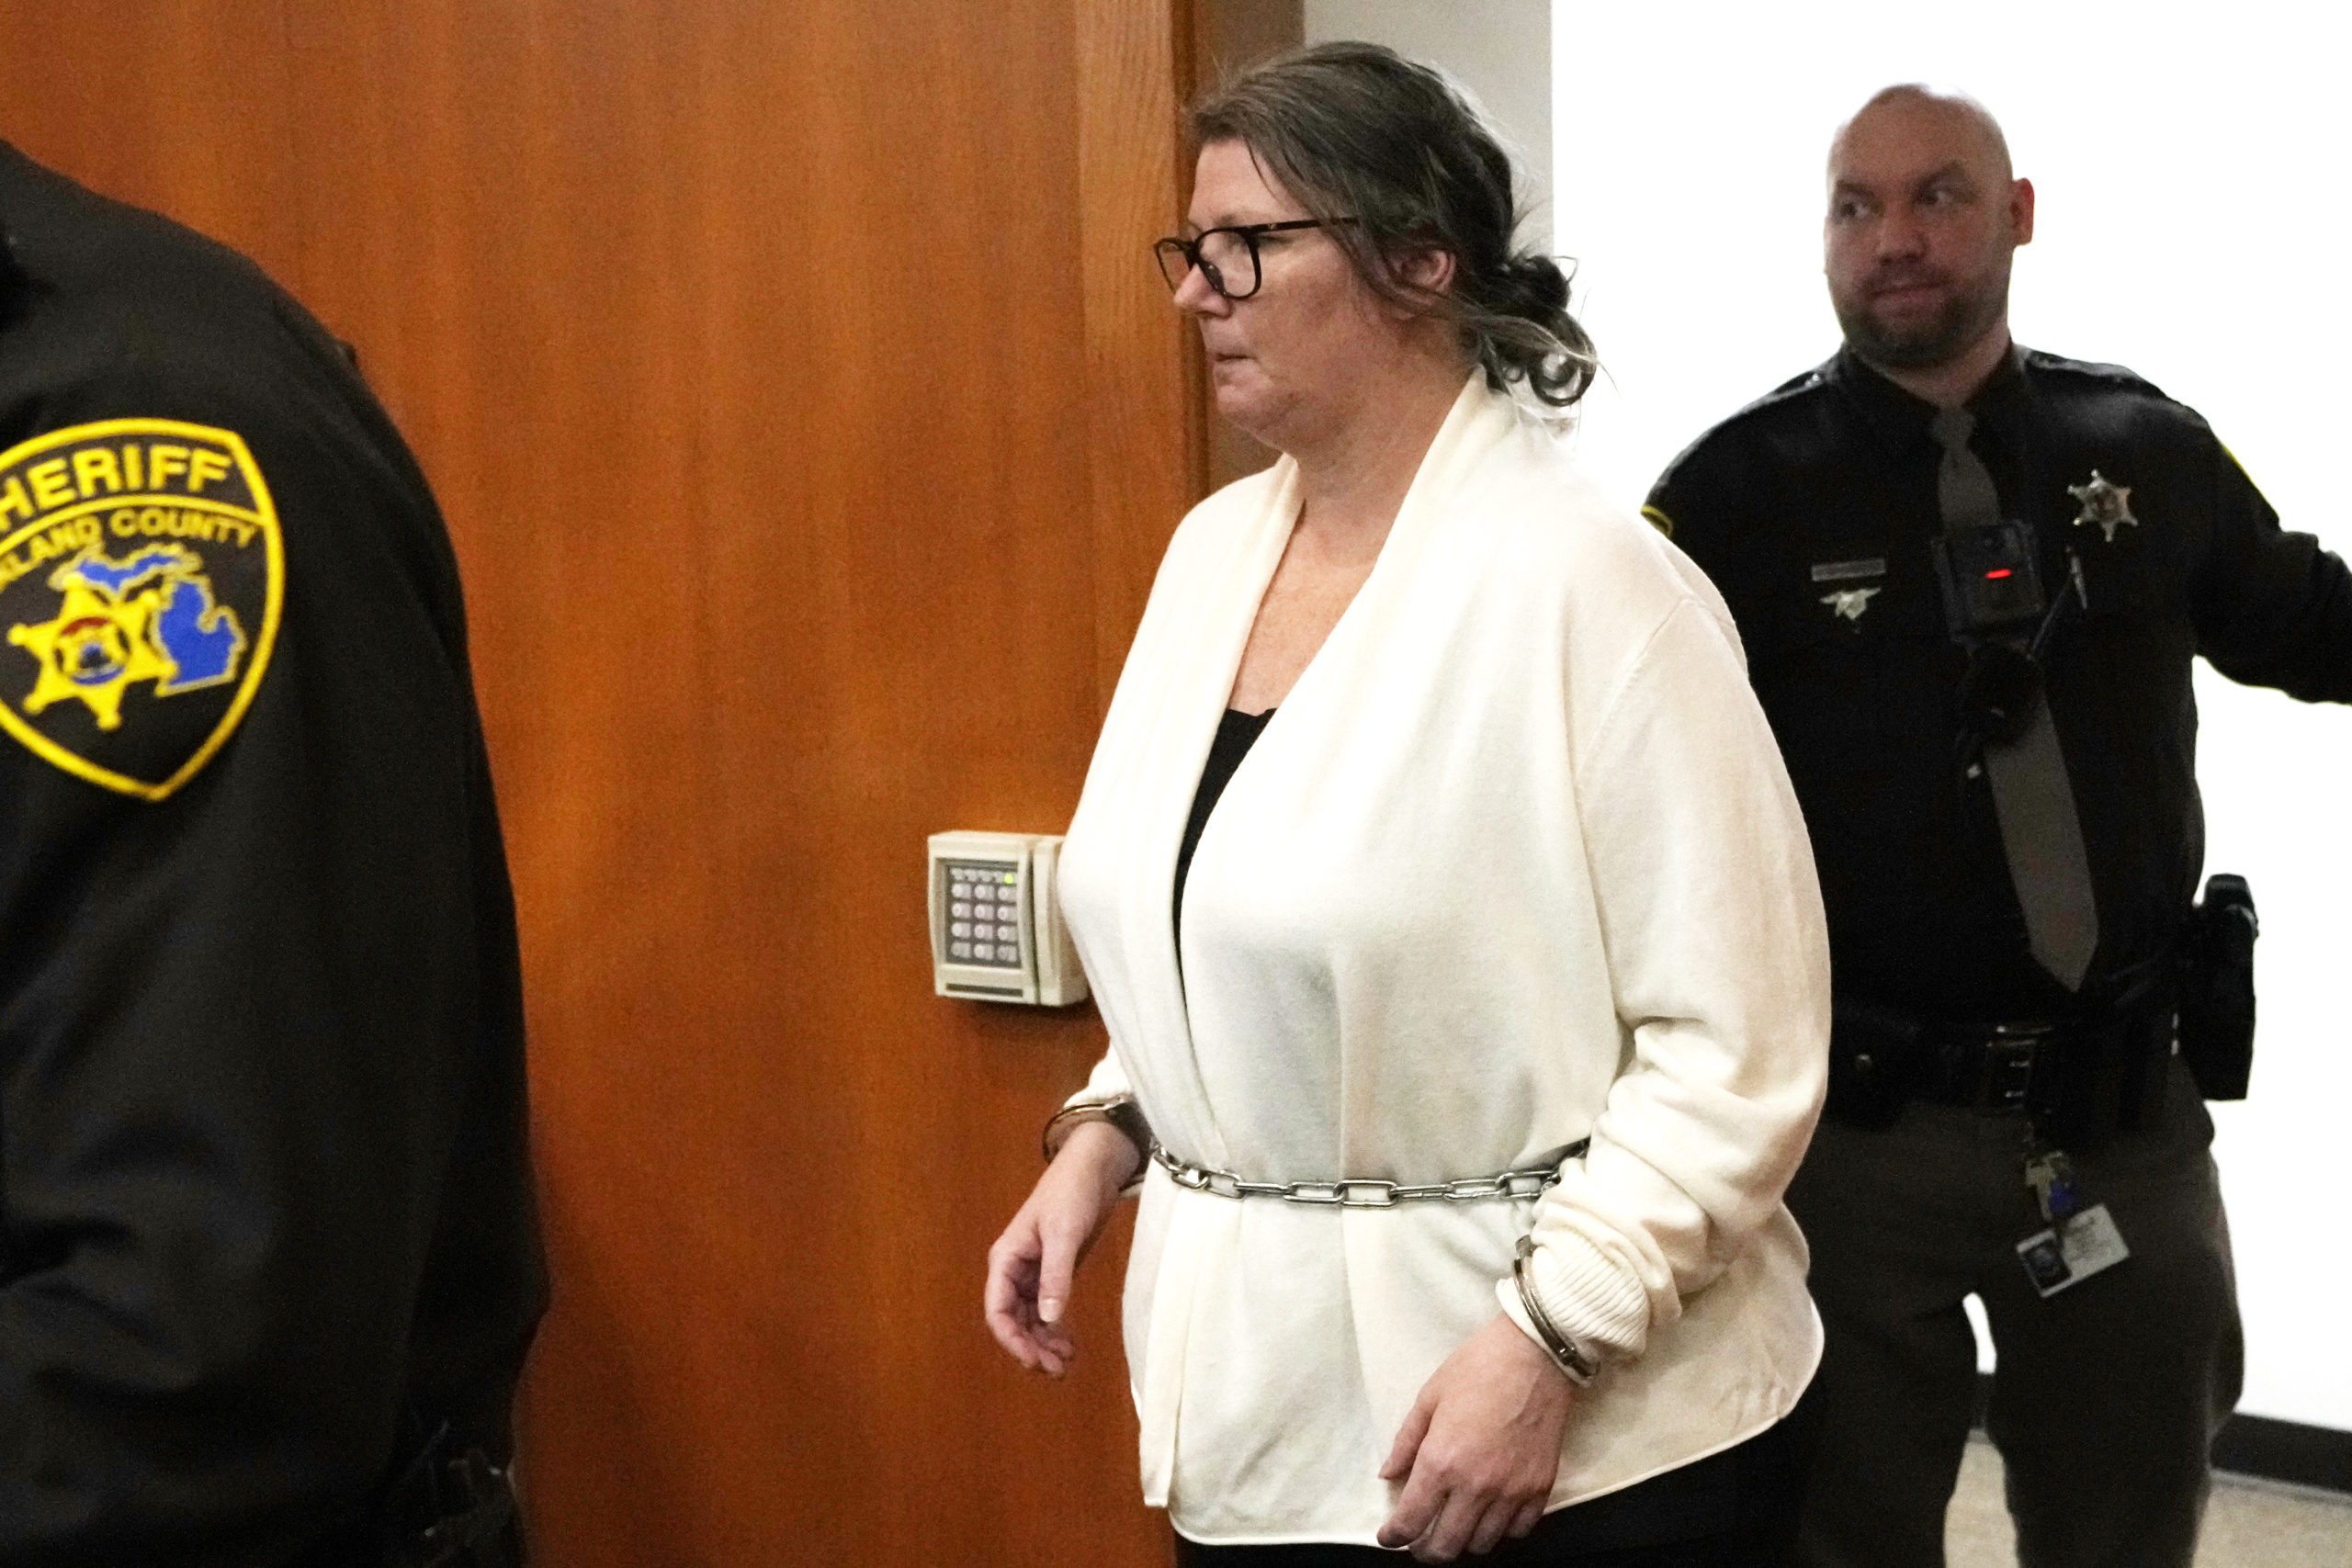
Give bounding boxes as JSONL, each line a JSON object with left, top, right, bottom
{"left": 2177, "top": 873, "right": 2258, "bottom": 1100}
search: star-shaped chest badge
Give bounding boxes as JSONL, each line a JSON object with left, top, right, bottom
{"left": 1819, "top": 585, "right": 1881, "bottom": 622}
{"left": 2067, "top": 469, "right": 2137, "bottom": 542}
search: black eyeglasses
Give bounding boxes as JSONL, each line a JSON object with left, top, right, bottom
{"left": 1151, "top": 219, "right": 1351, "bottom": 300}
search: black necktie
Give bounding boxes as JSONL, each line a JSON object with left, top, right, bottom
{"left": 1931, "top": 406, "right": 2100, "bottom": 992}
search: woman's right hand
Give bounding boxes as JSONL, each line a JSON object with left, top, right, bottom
{"left": 983, "top": 1120, "right": 1141, "bottom": 1377}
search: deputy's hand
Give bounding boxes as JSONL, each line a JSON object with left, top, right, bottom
{"left": 983, "top": 1121, "right": 1140, "bottom": 1377}
{"left": 1377, "top": 1313, "right": 1576, "bottom": 1561}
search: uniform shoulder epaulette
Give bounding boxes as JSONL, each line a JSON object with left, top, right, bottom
{"left": 1724, "top": 361, "right": 1838, "bottom": 424}
{"left": 1649, "top": 358, "right": 1838, "bottom": 507}
{"left": 2021, "top": 349, "right": 2170, "bottom": 403}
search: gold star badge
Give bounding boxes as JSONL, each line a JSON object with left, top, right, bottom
{"left": 2067, "top": 470, "right": 2137, "bottom": 543}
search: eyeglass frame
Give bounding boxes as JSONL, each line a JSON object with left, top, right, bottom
{"left": 1151, "top": 218, "right": 1353, "bottom": 301}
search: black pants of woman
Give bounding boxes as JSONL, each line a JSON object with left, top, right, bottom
{"left": 1174, "top": 1386, "right": 1815, "bottom": 1568}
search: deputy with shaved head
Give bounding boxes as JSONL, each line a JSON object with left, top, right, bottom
{"left": 1647, "top": 85, "right": 2352, "bottom": 1567}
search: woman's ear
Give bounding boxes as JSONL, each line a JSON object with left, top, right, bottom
{"left": 1369, "top": 245, "right": 1458, "bottom": 321}
{"left": 1391, "top": 245, "right": 1456, "bottom": 298}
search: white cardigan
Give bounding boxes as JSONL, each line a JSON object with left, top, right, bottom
{"left": 1056, "top": 376, "right": 1830, "bottom": 1546}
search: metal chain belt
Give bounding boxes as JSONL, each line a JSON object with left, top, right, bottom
{"left": 1150, "top": 1140, "right": 1584, "bottom": 1208}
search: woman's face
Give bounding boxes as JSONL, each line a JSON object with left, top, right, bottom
{"left": 1175, "top": 140, "right": 1413, "bottom": 454}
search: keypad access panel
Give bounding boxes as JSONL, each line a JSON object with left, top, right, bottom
{"left": 942, "top": 861, "right": 1023, "bottom": 968}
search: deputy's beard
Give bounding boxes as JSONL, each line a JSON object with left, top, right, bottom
{"left": 1834, "top": 266, "right": 2007, "bottom": 369}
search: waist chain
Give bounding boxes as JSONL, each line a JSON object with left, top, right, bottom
{"left": 1150, "top": 1139, "right": 1585, "bottom": 1208}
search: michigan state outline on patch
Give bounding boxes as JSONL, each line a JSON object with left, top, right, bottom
{"left": 0, "top": 419, "right": 284, "bottom": 800}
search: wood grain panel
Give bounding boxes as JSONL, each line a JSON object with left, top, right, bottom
{"left": 0, "top": 2, "right": 304, "bottom": 281}
{"left": 1190, "top": 0, "right": 1304, "bottom": 491}
{"left": 1080, "top": 0, "right": 1207, "bottom": 710}
{"left": 0, "top": 1, "right": 1195, "bottom": 1562}
{"left": 1195, "top": 0, "right": 1304, "bottom": 90}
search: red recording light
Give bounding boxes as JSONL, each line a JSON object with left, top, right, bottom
{"left": 1984, "top": 569, "right": 2013, "bottom": 580}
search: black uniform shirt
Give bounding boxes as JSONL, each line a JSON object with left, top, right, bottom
{"left": 1648, "top": 346, "right": 2352, "bottom": 1022}
{"left": 0, "top": 143, "right": 545, "bottom": 1564}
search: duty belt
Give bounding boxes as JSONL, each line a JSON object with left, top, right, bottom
{"left": 1924, "top": 1021, "right": 2064, "bottom": 1114}
{"left": 1828, "top": 976, "right": 2177, "bottom": 1144}
{"left": 1150, "top": 1140, "right": 1585, "bottom": 1208}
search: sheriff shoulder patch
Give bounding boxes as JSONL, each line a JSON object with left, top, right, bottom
{"left": 0, "top": 419, "right": 283, "bottom": 800}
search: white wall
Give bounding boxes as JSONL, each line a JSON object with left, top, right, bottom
{"left": 1550, "top": 0, "right": 2348, "bottom": 1431}
{"left": 1303, "top": 0, "right": 1552, "bottom": 250}
{"left": 1312, "top": 0, "right": 2350, "bottom": 1432}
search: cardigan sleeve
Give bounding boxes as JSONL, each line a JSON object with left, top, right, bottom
{"left": 1501, "top": 595, "right": 1830, "bottom": 1364}
{"left": 1063, "top": 1050, "right": 1137, "bottom": 1113}
{"left": 1056, "top": 1052, "right": 1153, "bottom": 1198}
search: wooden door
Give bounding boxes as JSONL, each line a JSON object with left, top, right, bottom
{"left": 0, "top": 2, "right": 1198, "bottom": 1561}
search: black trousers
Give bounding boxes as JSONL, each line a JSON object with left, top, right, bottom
{"left": 1786, "top": 1058, "right": 2240, "bottom": 1568}
{"left": 1173, "top": 1393, "right": 1812, "bottom": 1567}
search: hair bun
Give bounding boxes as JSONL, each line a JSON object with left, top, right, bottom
{"left": 1501, "top": 254, "right": 1569, "bottom": 313}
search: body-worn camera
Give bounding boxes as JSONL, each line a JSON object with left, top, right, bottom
{"left": 1935, "top": 520, "right": 2065, "bottom": 755}
{"left": 1931, "top": 519, "right": 2047, "bottom": 635}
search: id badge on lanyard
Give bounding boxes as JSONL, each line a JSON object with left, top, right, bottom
{"left": 2015, "top": 1147, "right": 2131, "bottom": 1298}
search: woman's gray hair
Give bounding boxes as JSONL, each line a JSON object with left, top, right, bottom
{"left": 1190, "top": 41, "right": 1596, "bottom": 409}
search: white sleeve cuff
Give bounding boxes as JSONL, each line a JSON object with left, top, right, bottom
{"left": 1494, "top": 1226, "right": 1652, "bottom": 1364}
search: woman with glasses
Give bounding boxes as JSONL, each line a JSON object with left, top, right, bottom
{"left": 984, "top": 43, "right": 1829, "bottom": 1565}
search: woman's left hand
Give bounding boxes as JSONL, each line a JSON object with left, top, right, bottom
{"left": 1377, "top": 1314, "right": 1576, "bottom": 1562}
